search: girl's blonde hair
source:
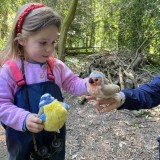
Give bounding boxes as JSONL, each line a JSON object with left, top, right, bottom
{"left": 0, "top": 3, "right": 61, "bottom": 65}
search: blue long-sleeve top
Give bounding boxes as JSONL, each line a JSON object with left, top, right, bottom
{"left": 120, "top": 75, "right": 160, "bottom": 110}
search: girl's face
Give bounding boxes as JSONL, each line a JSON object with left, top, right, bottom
{"left": 21, "top": 25, "right": 58, "bottom": 63}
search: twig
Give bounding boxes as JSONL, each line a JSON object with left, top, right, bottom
{"left": 118, "top": 67, "right": 124, "bottom": 90}
{"left": 123, "top": 70, "right": 138, "bottom": 87}
{"left": 107, "top": 70, "right": 113, "bottom": 83}
{"left": 127, "top": 32, "right": 160, "bottom": 70}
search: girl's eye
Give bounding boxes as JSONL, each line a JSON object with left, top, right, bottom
{"left": 52, "top": 41, "right": 56, "bottom": 45}
{"left": 39, "top": 42, "right": 47, "bottom": 45}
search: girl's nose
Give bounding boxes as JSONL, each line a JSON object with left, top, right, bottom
{"left": 46, "top": 44, "right": 54, "bottom": 53}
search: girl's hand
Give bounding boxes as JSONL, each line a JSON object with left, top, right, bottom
{"left": 86, "top": 93, "right": 122, "bottom": 115}
{"left": 26, "top": 114, "right": 44, "bottom": 133}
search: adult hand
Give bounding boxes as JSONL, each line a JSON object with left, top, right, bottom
{"left": 86, "top": 93, "right": 122, "bottom": 115}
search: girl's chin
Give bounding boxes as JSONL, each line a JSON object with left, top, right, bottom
{"left": 38, "top": 59, "right": 48, "bottom": 63}
{"left": 42, "top": 56, "right": 50, "bottom": 60}
{"left": 26, "top": 57, "right": 48, "bottom": 64}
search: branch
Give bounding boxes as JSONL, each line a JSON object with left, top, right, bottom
{"left": 118, "top": 67, "right": 124, "bottom": 90}
{"left": 127, "top": 32, "right": 160, "bottom": 70}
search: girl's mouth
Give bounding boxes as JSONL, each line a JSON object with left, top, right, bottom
{"left": 42, "top": 55, "right": 50, "bottom": 58}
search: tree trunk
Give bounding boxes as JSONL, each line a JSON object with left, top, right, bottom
{"left": 58, "top": 0, "right": 78, "bottom": 61}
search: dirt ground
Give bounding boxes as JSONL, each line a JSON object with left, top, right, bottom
{"left": 1, "top": 53, "right": 160, "bottom": 159}
{"left": 1, "top": 92, "right": 160, "bottom": 160}
{"left": 65, "top": 92, "right": 160, "bottom": 160}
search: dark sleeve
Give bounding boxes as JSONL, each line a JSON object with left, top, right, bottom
{"left": 119, "top": 75, "right": 160, "bottom": 110}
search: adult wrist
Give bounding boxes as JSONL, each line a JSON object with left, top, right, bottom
{"left": 119, "top": 91, "right": 126, "bottom": 106}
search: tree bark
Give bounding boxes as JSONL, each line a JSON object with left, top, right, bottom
{"left": 58, "top": 0, "right": 78, "bottom": 61}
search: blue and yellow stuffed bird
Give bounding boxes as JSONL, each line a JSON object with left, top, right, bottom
{"left": 38, "top": 93, "right": 69, "bottom": 132}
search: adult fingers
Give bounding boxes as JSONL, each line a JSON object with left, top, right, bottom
{"left": 96, "top": 97, "right": 115, "bottom": 105}
{"left": 95, "top": 108, "right": 101, "bottom": 115}
{"left": 93, "top": 101, "right": 104, "bottom": 115}
{"left": 100, "top": 103, "right": 119, "bottom": 113}
{"left": 85, "top": 96, "right": 96, "bottom": 100}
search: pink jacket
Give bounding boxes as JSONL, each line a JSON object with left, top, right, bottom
{"left": 0, "top": 58, "right": 88, "bottom": 131}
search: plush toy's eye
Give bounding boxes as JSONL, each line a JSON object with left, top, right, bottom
{"left": 95, "top": 78, "right": 99, "bottom": 81}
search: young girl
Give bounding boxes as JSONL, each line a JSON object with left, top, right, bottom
{"left": 0, "top": 3, "right": 88, "bottom": 160}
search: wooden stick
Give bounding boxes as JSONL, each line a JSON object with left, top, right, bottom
{"left": 32, "top": 133, "right": 38, "bottom": 151}
{"left": 123, "top": 70, "right": 138, "bottom": 87}
{"left": 118, "top": 67, "right": 124, "bottom": 90}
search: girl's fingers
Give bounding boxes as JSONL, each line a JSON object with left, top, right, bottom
{"left": 31, "top": 115, "right": 43, "bottom": 124}
{"left": 28, "top": 123, "right": 44, "bottom": 133}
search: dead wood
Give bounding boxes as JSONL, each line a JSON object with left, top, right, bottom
{"left": 79, "top": 52, "right": 158, "bottom": 90}
{"left": 123, "top": 70, "right": 138, "bottom": 88}
{"left": 130, "top": 56, "right": 143, "bottom": 70}
{"left": 119, "top": 67, "right": 125, "bottom": 90}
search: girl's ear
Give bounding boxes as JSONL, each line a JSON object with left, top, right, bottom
{"left": 17, "top": 33, "right": 26, "bottom": 46}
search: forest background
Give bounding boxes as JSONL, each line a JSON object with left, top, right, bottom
{"left": 0, "top": 0, "right": 160, "bottom": 159}
{"left": 0, "top": 0, "right": 160, "bottom": 64}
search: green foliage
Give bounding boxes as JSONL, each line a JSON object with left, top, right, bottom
{"left": 0, "top": 0, "right": 159, "bottom": 64}
{"left": 137, "top": 110, "right": 152, "bottom": 118}
{"left": 134, "top": 123, "right": 140, "bottom": 127}
{"left": 0, "top": 0, "right": 27, "bottom": 50}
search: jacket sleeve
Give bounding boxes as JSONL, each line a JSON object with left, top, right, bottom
{"left": 119, "top": 75, "right": 160, "bottom": 110}
{"left": 0, "top": 64, "right": 30, "bottom": 131}
{"left": 53, "top": 59, "right": 88, "bottom": 96}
